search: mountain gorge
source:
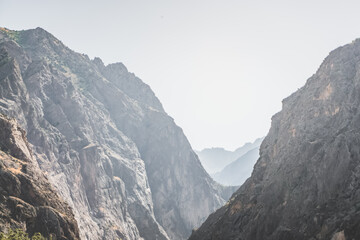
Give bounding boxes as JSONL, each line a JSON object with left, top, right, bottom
{"left": 190, "top": 39, "right": 360, "bottom": 240}
{"left": 0, "top": 27, "right": 234, "bottom": 240}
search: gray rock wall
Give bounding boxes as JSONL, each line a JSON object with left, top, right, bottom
{"left": 0, "top": 27, "right": 233, "bottom": 240}
{"left": 0, "top": 114, "right": 80, "bottom": 239}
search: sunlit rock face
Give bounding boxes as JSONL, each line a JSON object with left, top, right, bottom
{"left": 0, "top": 27, "right": 234, "bottom": 240}
{"left": 0, "top": 114, "right": 80, "bottom": 239}
{"left": 189, "top": 40, "right": 360, "bottom": 240}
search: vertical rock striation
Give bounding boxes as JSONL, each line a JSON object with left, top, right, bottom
{"left": 0, "top": 27, "right": 233, "bottom": 240}
{"left": 0, "top": 114, "right": 80, "bottom": 239}
{"left": 189, "top": 39, "right": 360, "bottom": 240}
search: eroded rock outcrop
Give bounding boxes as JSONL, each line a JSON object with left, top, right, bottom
{"left": 0, "top": 114, "right": 79, "bottom": 239}
{"left": 190, "top": 40, "right": 360, "bottom": 240}
{"left": 0, "top": 27, "right": 233, "bottom": 240}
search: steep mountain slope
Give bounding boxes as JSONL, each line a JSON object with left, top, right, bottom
{"left": 197, "top": 138, "right": 263, "bottom": 174}
{"left": 0, "top": 114, "right": 79, "bottom": 239}
{"left": 212, "top": 147, "right": 259, "bottom": 186}
{"left": 190, "top": 39, "right": 360, "bottom": 240}
{"left": 0, "top": 27, "right": 233, "bottom": 240}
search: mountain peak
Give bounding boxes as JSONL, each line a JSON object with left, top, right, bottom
{"left": 0, "top": 27, "right": 232, "bottom": 240}
{"left": 106, "top": 61, "right": 128, "bottom": 73}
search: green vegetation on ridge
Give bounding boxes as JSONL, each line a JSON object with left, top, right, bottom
{"left": 0, "top": 229, "right": 46, "bottom": 240}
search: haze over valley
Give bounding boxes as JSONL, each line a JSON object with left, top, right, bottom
{"left": 1, "top": 1, "right": 360, "bottom": 240}
{"left": 197, "top": 137, "right": 263, "bottom": 186}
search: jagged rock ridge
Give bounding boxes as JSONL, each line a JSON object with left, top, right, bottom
{"left": 189, "top": 39, "right": 360, "bottom": 239}
{"left": 0, "top": 114, "right": 79, "bottom": 239}
{"left": 0, "top": 27, "right": 233, "bottom": 240}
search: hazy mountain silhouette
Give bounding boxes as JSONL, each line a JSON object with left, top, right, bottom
{"left": 212, "top": 147, "right": 260, "bottom": 186}
{"left": 196, "top": 137, "right": 263, "bottom": 174}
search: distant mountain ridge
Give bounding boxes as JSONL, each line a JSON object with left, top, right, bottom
{"left": 212, "top": 147, "right": 260, "bottom": 186}
{"left": 196, "top": 137, "right": 263, "bottom": 174}
{"left": 196, "top": 138, "right": 264, "bottom": 175}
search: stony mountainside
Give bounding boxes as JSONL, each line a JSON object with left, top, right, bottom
{"left": 0, "top": 27, "right": 233, "bottom": 240}
{"left": 0, "top": 114, "right": 79, "bottom": 239}
{"left": 189, "top": 40, "right": 360, "bottom": 240}
{"left": 212, "top": 147, "right": 259, "bottom": 186}
{"left": 197, "top": 138, "right": 263, "bottom": 174}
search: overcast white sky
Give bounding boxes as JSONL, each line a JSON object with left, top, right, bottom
{"left": 1, "top": 0, "right": 360, "bottom": 150}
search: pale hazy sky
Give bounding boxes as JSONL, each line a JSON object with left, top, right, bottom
{"left": 1, "top": 0, "right": 360, "bottom": 150}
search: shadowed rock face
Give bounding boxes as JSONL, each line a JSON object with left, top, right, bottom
{"left": 189, "top": 40, "right": 360, "bottom": 240}
{"left": 0, "top": 27, "right": 234, "bottom": 240}
{"left": 0, "top": 114, "right": 80, "bottom": 239}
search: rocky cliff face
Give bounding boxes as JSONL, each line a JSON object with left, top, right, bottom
{"left": 0, "top": 27, "right": 233, "bottom": 240}
{"left": 0, "top": 114, "right": 79, "bottom": 239}
{"left": 189, "top": 40, "right": 360, "bottom": 240}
